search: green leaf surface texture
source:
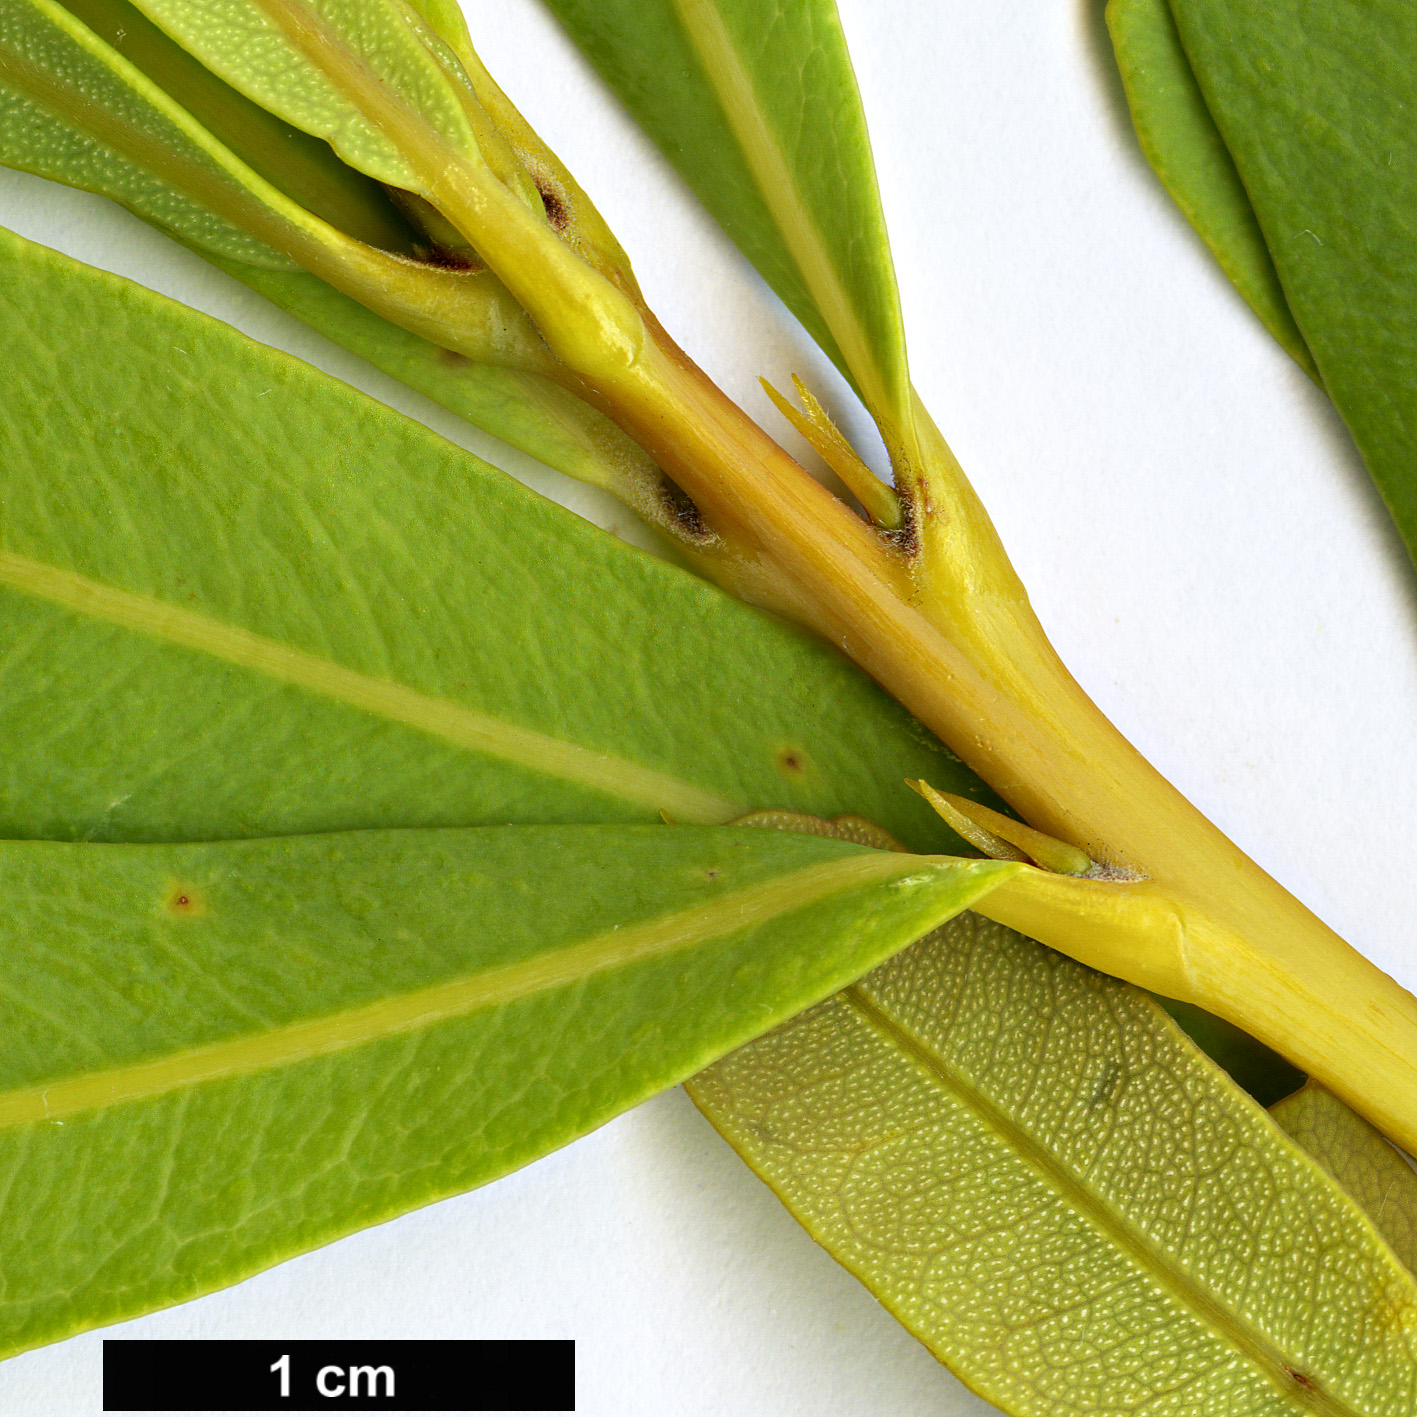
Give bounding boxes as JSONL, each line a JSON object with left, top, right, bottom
{"left": 0, "top": 826, "right": 1010, "bottom": 1355}
{"left": 0, "top": 0, "right": 666, "bottom": 504}
{"left": 0, "top": 0, "right": 297, "bottom": 266}
{"left": 1273, "top": 1082, "right": 1417, "bottom": 1279}
{"left": 60, "top": 0, "right": 422, "bottom": 253}
{"left": 0, "top": 224, "right": 988, "bottom": 847}
{"left": 203, "top": 256, "right": 673, "bottom": 507}
{"left": 539, "top": 0, "right": 909, "bottom": 420}
{"left": 1121, "top": 0, "right": 1417, "bottom": 566}
{"left": 689, "top": 914, "right": 1417, "bottom": 1416}
{"left": 0, "top": 1, "right": 571, "bottom": 377}
{"left": 1104, "top": 0, "right": 1318, "bottom": 380}
{"left": 127, "top": 0, "right": 476, "bottom": 190}
{"left": 1154, "top": 993, "right": 1304, "bottom": 1107}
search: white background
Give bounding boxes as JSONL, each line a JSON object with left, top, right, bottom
{"left": 0, "top": 0, "right": 1414, "bottom": 1413}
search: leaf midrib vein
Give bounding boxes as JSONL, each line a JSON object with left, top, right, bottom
{"left": 669, "top": 0, "right": 900, "bottom": 419}
{"left": 1, "top": 853, "right": 924, "bottom": 1127}
{"left": 842, "top": 984, "right": 1364, "bottom": 1417}
{"left": 0, "top": 550, "right": 741, "bottom": 822}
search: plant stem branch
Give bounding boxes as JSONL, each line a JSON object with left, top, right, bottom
{"left": 579, "top": 321, "right": 1417, "bottom": 1156}
{"left": 220, "top": 0, "right": 1417, "bottom": 1153}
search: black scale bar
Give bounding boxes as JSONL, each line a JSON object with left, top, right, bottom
{"left": 102, "top": 1338, "right": 574, "bottom": 1412}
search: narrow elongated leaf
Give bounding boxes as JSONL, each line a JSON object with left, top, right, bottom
{"left": 0, "top": 0, "right": 555, "bottom": 358}
{"left": 54, "top": 0, "right": 420, "bottom": 251}
{"left": 1105, "top": 0, "right": 1318, "bottom": 379}
{"left": 0, "top": 224, "right": 990, "bottom": 847}
{"left": 1121, "top": 0, "right": 1417, "bottom": 566}
{"left": 128, "top": 0, "right": 485, "bottom": 193}
{"left": 0, "top": 0, "right": 300, "bottom": 269}
{"left": 539, "top": 0, "right": 910, "bottom": 424}
{"left": 690, "top": 913, "right": 1417, "bottom": 1416}
{"left": 0, "top": 0, "right": 675, "bottom": 516}
{"left": 1274, "top": 1082, "right": 1417, "bottom": 1277}
{"left": 0, "top": 825, "right": 1011, "bottom": 1356}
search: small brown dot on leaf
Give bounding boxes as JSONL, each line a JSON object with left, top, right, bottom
{"left": 164, "top": 884, "right": 205, "bottom": 917}
{"left": 775, "top": 747, "right": 807, "bottom": 776}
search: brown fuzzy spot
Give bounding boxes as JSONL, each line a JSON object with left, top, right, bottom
{"left": 417, "top": 244, "right": 483, "bottom": 272}
{"left": 656, "top": 477, "right": 714, "bottom": 544}
{"left": 883, "top": 490, "right": 921, "bottom": 557}
{"left": 775, "top": 748, "right": 806, "bottom": 776}
{"left": 537, "top": 180, "right": 569, "bottom": 231}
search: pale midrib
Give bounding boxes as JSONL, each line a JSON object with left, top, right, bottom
{"left": 669, "top": 0, "right": 901, "bottom": 421}
{"left": 12, "top": 0, "right": 304, "bottom": 266}
{"left": 10, "top": 2, "right": 544, "bottom": 367}
{"left": 0, "top": 853, "right": 927, "bottom": 1127}
{"left": 841, "top": 985, "right": 1365, "bottom": 1417}
{"left": 0, "top": 552, "right": 740, "bottom": 823}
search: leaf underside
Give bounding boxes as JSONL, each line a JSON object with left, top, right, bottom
{"left": 0, "top": 826, "right": 1009, "bottom": 1356}
{"left": 0, "top": 0, "right": 295, "bottom": 267}
{"left": 0, "top": 223, "right": 993, "bottom": 850}
{"left": 539, "top": 0, "right": 910, "bottom": 423}
{"left": 1154, "top": 993, "right": 1303, "bottom": 1106}
{"left": 0, "top": 0, "right": 665, "bottom": 510}
{"left": 1272, "top": 1082, "right": 1417, "bottom": 1279}
{"left": 690, "top": 913, "right": 1417, "bottom": 1417}
{"left": 1109, "top": 0, "right": 1417, "bottom": 570}
{"left": 130, "top": 0, "right": 481, "bottom": 192}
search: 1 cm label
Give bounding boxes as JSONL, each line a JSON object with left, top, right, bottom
{"left": 270, "top": 1352, "right": 395, "bottom": 1400}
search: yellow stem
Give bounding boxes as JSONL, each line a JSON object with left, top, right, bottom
{"left": 581, "top": 328, "right": 1417, "bottom": 1158}
{"left": 232, "top": 2, "right": 1417, "bottom": 1153}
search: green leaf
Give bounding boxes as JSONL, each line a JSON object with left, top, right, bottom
{"left": 538, "top": 0, "right": 910, "bottom": 428}
{"left": 0, "top": 223, "right": 990, "bottom": 848}
{"left": 0, "top": 0, "right": 301, "bottom": 269}
{"left": 689, "top": 913, "right": 1417, "bottom": 1416}
{"left": 0, "top": 0, "right": 683, "bottom": 530}
{"left": 127, "top": 0, "right": 485, "bottom": 194}
{"left": 0, "top": 825, "right": 1011, "bottom": 1356}
{"left": 1118, "top": 0, "right": 1417, "bottom": 568}
{"left": 0, "top": 0, "right": 553, "bottom": 356}
{"left": 1273, "top": 1081, "right": 1417, "bottom": 1278}
{"left": 58, "top": 0, "right": 420, "bottom": 252}
{"left": 202, "top": 256, "right": 678, "bottom": 517}
{"left": 1104, "top": 0, "right": 1319, "bottom": 380}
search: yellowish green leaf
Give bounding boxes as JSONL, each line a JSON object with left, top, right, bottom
{"left": 690, "top": 913, "right": 1417, "bottom": 1416}
{"left": 0, "top": 223, "right": 990, "bottom": 849}
{"left": 128, "top": 0, "right": 482, "bottom": 193}
{"left": 1274, "top": 1082, "right": 1417, "bottom": 1279}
